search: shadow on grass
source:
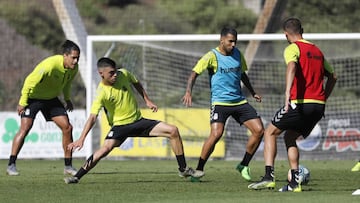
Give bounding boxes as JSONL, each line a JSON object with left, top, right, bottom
{"left": 90, "top": 170, "right": 175, "bottom": 175}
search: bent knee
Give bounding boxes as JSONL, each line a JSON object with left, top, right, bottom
{"left": 252, "top": 126, "right": 264, "bottom": 138}
{"left": 168, "top": 125, "right": 180, "bottom": 138}
{"left": 64, "top": 124, "right": 73, "bottom": 132}
{"left": 209, "top": 130, "right": 223, "bottom": 140}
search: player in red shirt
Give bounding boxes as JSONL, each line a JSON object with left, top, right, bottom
{"left": 248, "top": 17, "right": 337, "bottom": 192}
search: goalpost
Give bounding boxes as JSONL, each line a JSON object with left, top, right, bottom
{"left": 86, "top": 33, "right": 360, "bottom": 160}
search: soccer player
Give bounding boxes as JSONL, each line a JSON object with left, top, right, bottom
{"left": 64, "top": 57, "right": 194, "bottom": 184}
{"left": 6, "top": 40, "right": 80, "bottom": 176}
{"left": 248, "top": 17, "right": 337, "bottom": 192}
{"left": 351, "top": 159, "right": 360, "bottom": 172}
{"left": 182, "top": 27, "right": 264, "bottom": 181}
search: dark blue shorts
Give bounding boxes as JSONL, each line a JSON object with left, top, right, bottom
{"left": 271, "top": 103, "right": 325, "bottom": 138}
{"left": 22, "top": 98, "right": 67, "bottom": 121}
{"left": 210, "top": 103, "right": 260, "bottom": 124}
{"left": 105, "top": 118, "right": 161, "bottom": 140}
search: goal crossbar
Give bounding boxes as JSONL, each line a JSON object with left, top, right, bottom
{"left": 87, "top": 33, "right": 360, "bottom": 42}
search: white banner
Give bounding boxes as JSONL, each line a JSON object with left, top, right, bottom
{"left": 0, "top": 110, "right": 90, "bottom": 159}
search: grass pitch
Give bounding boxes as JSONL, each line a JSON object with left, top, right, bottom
{"left": 0, "top": 159, "right": 358, "bottom": 203}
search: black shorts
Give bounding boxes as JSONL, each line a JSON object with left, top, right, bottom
{"left": 210, "top": 103, "right": 260, "bottom": 124}
{"left": 22, "top": 98, "right": 67, "bottom": 121}
{"left": 105, "top": 118, "right": 161, "bottom": 140}
{"left": 271, "top": 103, "right": 325, "bottom": 138}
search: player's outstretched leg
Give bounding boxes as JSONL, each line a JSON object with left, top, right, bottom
{"left": 64, "top": 139, "right": 122, "bottom": 184}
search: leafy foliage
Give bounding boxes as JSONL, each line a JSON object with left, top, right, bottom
{"left": 77, "top": 0, "right": 257, "bottom": 34}
{"left": 286, "top": 0, "right": 360, "bottom": 32}
{"left": 157, "top": 0, "right": 257, "bottom": 34}
{"left": 0, "top": 1, "right": 65, "bottom": 53}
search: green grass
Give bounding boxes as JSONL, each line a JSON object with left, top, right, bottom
{"left": 0, "top": 159, "right": 359, "bottom": 203}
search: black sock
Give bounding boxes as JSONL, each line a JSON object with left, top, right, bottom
{"left": 176, "top": 154, "right": 187, "bottom": 172}
{"left": 75, "top": 167, "right": 88, "bottom": 179}
{"left": 8, "top": 155, "right": 17, "bottom": 166}
{"left": 196, "top": 158, "right": 206, "bottom": 171}
{"left": 64, "top": 158, "right": 72, "bottom": 166}
{"left": 240, "top": 152, "right": 253, "bottom": 166}
{"left": 290, "top": 169, "right": 299, "bottom": 187}
{"left": 265, "top": 165, "right": 274, "bottom": 180}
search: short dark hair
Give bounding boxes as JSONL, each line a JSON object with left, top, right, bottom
{"left": 61, "top": 40, "right": 80, "bottom": 54}
{"left": 283, "top": 17, "right": 303, "bottom": 34}
{"left": 220, "top": 27, "right": 237, "bottom": 38}
{"left": 97, "top": 57, "right": 116, "bottom": 69}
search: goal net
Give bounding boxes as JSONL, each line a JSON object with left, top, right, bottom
{"left": 87, "top": 34, "right": 360, "bottom": 161}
